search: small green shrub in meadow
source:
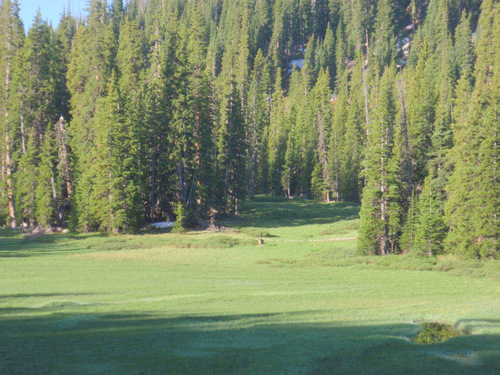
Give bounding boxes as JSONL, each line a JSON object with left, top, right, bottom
{"left": 172, "top": 203, "right": 186, "bottom": 233}
{"left": 434, "top": 260, "right": 456, "bottom": 272}
{"left": 234, "top": 227, "right": 272, "bottom": 238}
{"left": 413, "top": 322, "right": 462, "bottom": 344}
{"left": 205, "top": 235, "right": 241, "bottom": 248}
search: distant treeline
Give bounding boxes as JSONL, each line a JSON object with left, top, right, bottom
{"left": 0, "top": 0, "right": 497, "bottom": 258}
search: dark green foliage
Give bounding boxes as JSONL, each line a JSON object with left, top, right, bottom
{"left": 444, "top": 0, "right": 499, "bottom": 259}
{"left": 414, "top": 177, "right": 447, "bottom": 256}
{"left": 172, "top": 202, "right": 186, "bottom": 233}
{"left": 0, "top": 0, "right": 24, "bottom": 228}
{"left": 35, "top": 124, "right": 58, "bottom": 228}
{"left": 311, "top": 161, "right": 327, "bottom": 200}
{"left": 246, "top": 49, "right": 271, "bottom": 196}
{"left": 413, "top": 322, "right": 462, "bottom": 344}
{"left": 372, "top": 0, "right": 395, "bottom": 71}
{"left": 0, "top": 0, "right": 495, "bottom": 259}
{"left": 14, "top": 135, "right": 38, "bottom": 227}
{"left": 400, "top": 191, "right": 418, "bottom": 253}
{"left": 358, "top": 68, "right": 401, "bottom": 255}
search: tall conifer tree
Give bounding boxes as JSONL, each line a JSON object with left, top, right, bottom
{"left": 67, "top": 0, "right": 116, "bottom": 230}
{"left": 358, "top": 68, "right": 401, "bottom": 254}
{"left": 444, "top": 0, "right": 499, "bottom": 258}
{"left": 0, "top": 0, "right": 23, "bottom": 227}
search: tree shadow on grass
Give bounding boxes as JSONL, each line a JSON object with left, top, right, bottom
{"left": 0, "top": 232, "right": 109, "bottom": 258}
{"left": 0, "top": 311, "right": 498, "bottom": 375}
{"left": 0, "top": 292, "right": 97, "bottom": 300}
{"left": 0, "top": 198, "right": 359, "bottom": 257}
{"left": 228, "top": 198, "right": 360, "bottom": 230}
{"left": 0, "top": 237, "right": 61, "bottom": 258}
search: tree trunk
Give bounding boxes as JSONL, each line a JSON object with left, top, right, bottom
{"left": 317, "top": 111, "right": 329, "bottom": 192}
{"left": 3, "top": 35, "right": 16, "bottom": 228}
{"left": 5, "top": 131, "right": 16, "bottom": 228}
{"left": 396, "top": 75, "right": 412, "bottom": 198}
{"left": 20, "top": 100, "right": 26, "bottom": 154}
{"left": 362, "top": 30, "right": 370, "bottom": 135}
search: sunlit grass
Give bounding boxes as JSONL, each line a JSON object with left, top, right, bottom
{"left": 0, "top": 196, "right": 499, "bottom": 374}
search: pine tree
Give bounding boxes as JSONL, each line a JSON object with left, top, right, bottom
{"left": 453, "top": 11, "right": 474, "bottom": 80}
{"left": 334, "top": 20, "right": 346, "bottom": 85}
{"left": 302, "top": 35, "right": 318, "bottom": 88}
{"left": 8, "top": 11, "right": 61, "bottom": 233}
{"left": 172, "top": 201, "right": 186, "bottom": 233}
{"left": 15, "top": 134, "right": 38, "bottom": 228}
{"left": 36, "top": 124, "right": 58, "bottom": 228}
{"left": 284, "top": 68, "right": 313, "bottom": 197}
{"left": 215, "top": 44, "right": 247, "bottom": 213}
{"left": 267, "top": 70, "right": 286, "bottom": 195}
{"left": 400, "top": 191, "right": 419, "bottom": 253}
{"left": 269, "top": 0, "right": 287, "bottom": 74}
{"left": 413, "top": 12, "right": 455, "bottom": 255}
{"left": 54, "top": 116, "right": 72, "bottom": 218}
{"left": 281, "top": 130, "right": 295, "bottom": 198}
{"left": 90, "top": 72, "right": 132, "bottom": 232}
{"left": 0, "top": 0, "right": 23, "bottom": 227}
{"left": 67, "top": 0, "right": 116, "bottom": 231}
{"left": 54, "top": 8, "right": 76, "bottom": 121}
{"left": 116, "top": 19, "right": 146, "bottom": 227}
{"left": 358, "top": 68, "right": 401, "bottom": 255}
{"left": 252, "top": 0, "right": 271, "bottom": 53}
{"left": 111, "top": 0, "right": 124, "bottom": 37}
{"left": 311, "top": 159, "right": 328, "bottom": 200}
{"left": 311, "top": 68, "right": 333, "bottom": 201}
{"left": 316, "top": 23, "right": 336, "bottom": 87}
{"left": 444, "top": 0, "right": 499, "bottom": 258}
{"left": 340, "top": 62, "right": 364, "bottom": 202}
{"left": 404, "top": 37, "right": 436, "bottom": 191}
{"left": 143, "top": 15, "right": 170, "bottom": 222}
{"left": 236, "top": 8, "right": 250, "bottom": 112}
{"left": 372, "top": 0, "right": 395, "bottom": 71}
{"left": 172, "top": 6, "right": 213, "bottom": 215}
{"left": 20, "top": 11, "right": 57, "bottom": 146}
{"left": 246, "top": 49, "right": 271, "bottom": 196}
{"left": 414, "top": 175, "right": 447, "bottom": 256}
{"left": 328, "top": 86, "right": 347, "bottom": 201}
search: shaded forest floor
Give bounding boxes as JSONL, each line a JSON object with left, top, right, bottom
{"left": 0, "top": 196, "right": 499, "bottom": 374}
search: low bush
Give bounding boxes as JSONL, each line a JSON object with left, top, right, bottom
{"left": 235, "top": 227, "right": 272, "bottom": 238}
{"left": 206, "top": 235, "right": 241, "bottom": 248}
{"left": 413, "top": 322, "right": 461, "bottom": 344}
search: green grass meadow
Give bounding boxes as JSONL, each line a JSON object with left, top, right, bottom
{"left": 1, "top": 197, "right": 499, "bottom": 374}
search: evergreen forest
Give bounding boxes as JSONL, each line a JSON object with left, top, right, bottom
{"left": 0, "top": 0, "right": 497, "bottom": 259}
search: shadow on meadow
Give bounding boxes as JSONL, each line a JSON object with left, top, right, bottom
{"left": 0, "top": 310, "right": 498, "bottom": 375}
{"left": 226, "top": 197, "right": 360, "bottom": 230}
{"left": 0, "top": 197, "right": 359, "bottom": 257}
{"left": 0, "top": 232, "right": 108, "bottom": 258}
{"left": 0, "top": 292, "right": 97, "bottom": 300}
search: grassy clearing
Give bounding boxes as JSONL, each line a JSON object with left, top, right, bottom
{"left": 0, "top": 196, "right": 499, "bottom": 374}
